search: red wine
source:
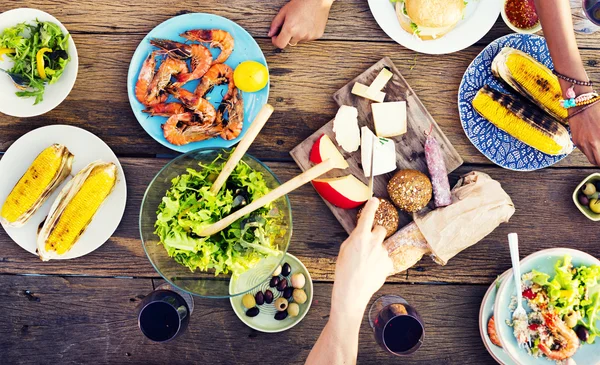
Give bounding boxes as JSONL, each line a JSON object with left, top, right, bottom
{"left": 585, "top": 0, "right": 600, "bottom": 25}
{"left": 382, "top": 316, "right": 424, "bottom": 353}
{"left": 136, "top": 290, "right": 190, "bottom": 342}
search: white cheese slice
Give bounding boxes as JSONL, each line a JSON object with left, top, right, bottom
{"left": 366, "top": 68, "right": 393, "bottom": 98}
{"left": 351, "top": 83, "right": 386, "bottom": 103}
{"left": 371, "top": 101, "right": 407, "bottom": 138}
{"left": 360, "top": 126, "right": 397, "bottom": 177}
{"left": 332, "top": 105, "right": 360, "bottom": 153}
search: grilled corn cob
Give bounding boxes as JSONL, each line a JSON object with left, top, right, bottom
{"left": 473, "top": 85, "right": 573, "bottom": 156}
{"left": 37, "top": 161, "right": 117, "bottom": 261}
{"left": 1, "top": 144, "right": 73, "bottom": 227}
{"left": 492, "top": 47, "right": 568, "bottom": 123}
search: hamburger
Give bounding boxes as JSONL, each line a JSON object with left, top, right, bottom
{"left": 395, "top": 0, "right": 466, "bottom": 40}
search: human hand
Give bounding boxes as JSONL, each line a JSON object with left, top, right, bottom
{"left": 268, "top": 0, "right": 334, "bottom": 49}
{"left": 330, "top": 198, "right": 394, "bottom": 319}
{"left": 570, "top": 102, "right": 600, "bottom": 166}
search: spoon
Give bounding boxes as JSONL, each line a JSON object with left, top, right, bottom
{"left": 508, "top": 232, "right": 530, "bottom": 348}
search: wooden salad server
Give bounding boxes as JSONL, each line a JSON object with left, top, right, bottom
{"left": 209, "top": 104, "right": 275, "bottom": 195}
{"left": 198, "top": 158, "right": 339, "bottom": 237}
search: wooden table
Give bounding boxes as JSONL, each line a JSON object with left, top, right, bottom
{"left": 1, "top": 1, "right": 599, "bottom": 363}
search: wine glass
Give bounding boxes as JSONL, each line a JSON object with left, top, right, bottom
{"left": 136, "top": 283, "right": 194, "bottom": 342}
{"left": 572, "top": 0, "right": 600, "bottom": 34}
{"left": 368, "top": 295, "right": 425, "bottom": 356}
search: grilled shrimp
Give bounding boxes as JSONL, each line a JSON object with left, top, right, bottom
{"left": 142, "top": 102, "right": 186, "bottom": 117}
{"left": 487, "top": 316, "right": 502, "bottom": 348}
{"left": 167, "top": 86, "right": 217, "bottom": 124}
{"left": 181, "top": 29, "right": 234, "bottom": 65}
{"left": 135, "top": 52, "right": 166, "bottom": 106}
{"left": 150, "top": 39, "right": 212, "bottom": 86}
{"left": 146, "top": 56, "right": 188, "bottom": 105}
{"left": 218, "top": 88, "right": 244, "bottom": 140}
{"left": 194, "top": 63, "right": 235, "bottom": 100}
{"left": 538, "top": 311, "right": 580, "bottom": 361}
{"left": 162, "top": 112, "right": 222, "bottom": 146}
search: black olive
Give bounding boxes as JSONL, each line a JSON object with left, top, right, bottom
{"left": 274, "top": 311, "right": 288, "bottom": 321}
{"left": 246, "top": 307, "right": 259, "bottom": 317}
{"left": 282, "top": 287, "right": 293, "bottom": 299}
{"left": 264, "top": 290, "right": 274, "bottom": 304}
{"left": 269, "top": 277, "right": 280, "bottom": 288}
{"left": 255, "top": 291, "right": 265, "bottom": 306}
{"left": 576, "top": 325, "right": 589, "bottom": 342}
{"left": 282, "top": 263, "right": 292, "bottom": 276}
{"left": 277, "top": 278, "right": 288, "bottom": 291}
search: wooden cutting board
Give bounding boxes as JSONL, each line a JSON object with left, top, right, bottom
{"left": 290, "top": 57, "right": 463, "bottom": 235}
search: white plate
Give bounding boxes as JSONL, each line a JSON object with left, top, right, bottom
{"left": 229, "top": 253, "right": 313, "bottom": 333}
{"left": 367, "top": 0, "right": 501, "bottom": 54}
{"left": 0, "top": 125, "right": 127, "bottom": 259}
{"left": 0, "top": 8, "right": 79, "bottom": 117}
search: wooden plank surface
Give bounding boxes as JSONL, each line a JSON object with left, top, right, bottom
{"left": 0, "top": 35, "right": 597, "bottom": 166}
{"left": 0, "top": 274, "right": 495, "bottom": 364}
{"left": 5, "top": 0, "right": 600, "bottom": 49}
{"left": 291, "top": 57, "right": 463, "bottom": 234}
{"left": 1, "top": 156, "right": 598, "bottom": 285}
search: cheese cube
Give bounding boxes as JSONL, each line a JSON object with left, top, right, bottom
{"left": 332, "top": 105, "right": 360, "bottom": 153}
{"left": 371, "top": 101, "right": 407, "bottom": 138}
{"left": 366, "top": 68, "right": 393, "bottom": 98}
{"left": 360, "top": 126, "right": 397, "bottom": 177}
{"left": 351, "top": 82, "right": 386, "bottom": 103}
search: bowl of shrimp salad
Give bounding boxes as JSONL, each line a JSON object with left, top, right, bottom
{"left": 494, "top": 248, "right": 600, "bottom": 365}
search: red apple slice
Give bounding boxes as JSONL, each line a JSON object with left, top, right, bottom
{"left": 312, "top": 175, "right": 371, "bottom": 209}
{"left": 309, "top": 134, "right": 349, "bottom": 169}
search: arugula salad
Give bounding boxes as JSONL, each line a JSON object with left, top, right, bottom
{"left": 154, "top": 154, "right": 286, "bottom": 276}
{"left": 0, "top": 20, "right": 70, "bottom": 104}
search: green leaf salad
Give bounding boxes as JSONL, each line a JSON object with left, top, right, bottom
{"left": 0, "top": 20, "right": 70, "bottom": 104}
{"left": 154, "top": 154, "right": 286, "bottom": 276}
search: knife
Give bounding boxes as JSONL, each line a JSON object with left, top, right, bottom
{"left": 368, "top": 134, "right": 376, "bottom": 196}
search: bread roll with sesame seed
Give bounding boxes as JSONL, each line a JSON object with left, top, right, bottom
{"left": 387, "top": 169, "right": 432, "bottom": 213}
{"left": 356, "top": 198, "right": 399, "bottom": 238}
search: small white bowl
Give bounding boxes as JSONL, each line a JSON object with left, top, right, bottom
{"left": 0, "top": 8, "right": 79, "bottom": 117}
{"left": 500, "top": 1, "right": 542, "bottom": 34}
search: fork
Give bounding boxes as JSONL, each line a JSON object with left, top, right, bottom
{"left": 508, "top": 232, "right": 530, "bottom": 348}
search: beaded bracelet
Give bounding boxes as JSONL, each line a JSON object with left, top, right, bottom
{"left": 552, "top": 69, "right": 594, "bottom": 86}
{"left": 561, "top": 92, "right": 600, "bottom": 108}
{"left": 568, "top": 98, "right": 600, "bottom": 120}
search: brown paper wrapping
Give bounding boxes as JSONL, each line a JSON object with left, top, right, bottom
{"left": 414, "top": 171, "right": 515, "bottom": 265}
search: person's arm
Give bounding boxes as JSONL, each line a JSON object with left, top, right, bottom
{"left": 269, "top": 0, "right": 334, "bottom": 49}
{"left": 535, "top": 0, "right": 600, "bottom": 166}
{"left": 305, "top": 198, "right": 394, "bottom": 365}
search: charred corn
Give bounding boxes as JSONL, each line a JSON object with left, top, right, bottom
{"left": 473, "top": 85, "right": 573, "bottom": 156}
{"left": 1, "top": 144, "right": 73, "bottom": 227}
{"left": 37, "top": 161, "right": 117, "bottom": 261}
{"left": 492, "top": 47, "right": 568, "bottom": 123}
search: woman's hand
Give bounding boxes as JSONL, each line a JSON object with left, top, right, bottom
{"left": 570, "top": 103, "right": 600, "bottom": 166}
{"left": 330, "top": 198, "right": 394, "bottom": 319}
{"left": 268, "top": 0, "right": 334, "bottom": 49}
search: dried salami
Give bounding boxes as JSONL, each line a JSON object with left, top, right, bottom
{"left": 424, "top": 129, "right": 452, "bottom": 207}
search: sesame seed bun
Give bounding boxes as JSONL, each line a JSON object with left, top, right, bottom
{"left": 387, "top": 169, "right": 432, "bottom": 213}
{"left": 357, "top": 198, "right": 400, "bottom": 238}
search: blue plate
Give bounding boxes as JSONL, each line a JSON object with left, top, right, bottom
{"left": 494, "top": 248, "right": 600, "bottom": 365}
{"left": 127, "top": 13, "right": 269, "bottom": 153}
{"left": 479, "top": 270, "right": 516, "bottom": 365}
{"left": 458, "top": 34, "right": 570, "bottom": 171}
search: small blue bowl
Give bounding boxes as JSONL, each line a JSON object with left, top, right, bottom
{"left": 494, "top": 248, "right": 600, "bottom": 365}
{"left": 127, "top": 13, "right": 269, "bottom": 153}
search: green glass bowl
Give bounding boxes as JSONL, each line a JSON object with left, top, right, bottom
{"left": 140, "top": 148, "right": 293, "bottom": 298}
{"left": 572, "top": 173, "right": 600, "bottom": 222}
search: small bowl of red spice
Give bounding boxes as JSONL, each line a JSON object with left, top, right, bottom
{"left": 501, "top": 0, "right": 542, "bottom": 34}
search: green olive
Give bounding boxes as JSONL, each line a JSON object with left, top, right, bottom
{"left": 583, "top": 183, "right": 597, "bottom": 197}
{"left": 242, "top": 293, "right": 256, "bottom": 309}
{"left": 275, "top": 297, "right": 288, "bottom": 311}
{"left": 590, "top": 199, "right": 600, "bottom": 214}
{"left": 287, "top": 302, "right": 300, "bottom": 317}
{"left": 564, "top": 312, "right": 578, "bottom": 328}
{"left": 293, "top": 289, "right": 308, "bottom": 304}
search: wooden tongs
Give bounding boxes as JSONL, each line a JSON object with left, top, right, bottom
{"left": 198, "top": 105, "right": 344, "bottom": 237}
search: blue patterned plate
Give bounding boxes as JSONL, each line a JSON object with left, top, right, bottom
{"left": 458, "top": 34, "right": 571, "bottom": 171}
{"left": 127, "top": 13, "right": 269, "bottom": 153}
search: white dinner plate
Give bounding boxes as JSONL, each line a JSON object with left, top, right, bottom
{"left": 367, "top": 0, "right": 501, "bottom": 54}
{"left": 0, "top": 8, "right": 79, "bottom": 117}
{"left": 0, "top": 125, "right": 127, "bottom": 259}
